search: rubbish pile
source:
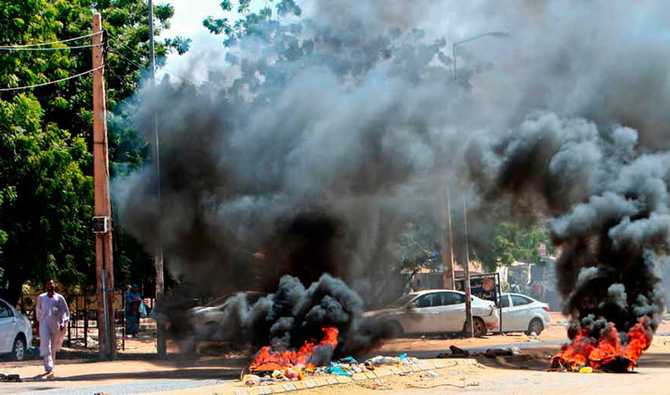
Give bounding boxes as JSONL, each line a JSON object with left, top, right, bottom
{"left": 242, "top": 354, "right": 424, "bottom": 386}
{"left": 71, "top": 336, "right": 98, "bottom": 348}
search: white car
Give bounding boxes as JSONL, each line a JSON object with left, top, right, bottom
{"left": 0, "top": 298, "right": 33, "bottom": 360}
{"left": 188, "top": 292, "right": 266, "bottom": 340}
{"left": 363, "top": 290, "right": 499, "bottom": 337}
{"left": 498, "top": 293, "right": 551, "bottom": 335}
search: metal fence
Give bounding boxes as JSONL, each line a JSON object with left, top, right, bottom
{"left": 16, "top": 292, "right": 151, "bottom": 351}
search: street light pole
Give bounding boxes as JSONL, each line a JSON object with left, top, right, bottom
{"left": 451, "top": 30, "right": 510, "bottom": 338}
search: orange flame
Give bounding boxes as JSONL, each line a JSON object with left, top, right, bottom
{"left": 551, "top": 320, "right": 652, "bottom": 372}
{"left": 249, "top": 327, "right": 339, "bottom": 379}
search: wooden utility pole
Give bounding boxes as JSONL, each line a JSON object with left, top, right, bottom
{"left": 92, "top": 13, "right": 116, "bottom": 359}
{"left": 149, "top": 0, "right": 167, "bottom": 358}
{"left": 441, "top": 188, "right": 455, "bottom": 289}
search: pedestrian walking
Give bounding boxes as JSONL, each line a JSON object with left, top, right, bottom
{"left": 36, "top": 279, "right": 70, "bottom": 378}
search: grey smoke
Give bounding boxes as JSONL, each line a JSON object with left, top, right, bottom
{"left": 114, "top": 0, "right": 670, "bottom": 346}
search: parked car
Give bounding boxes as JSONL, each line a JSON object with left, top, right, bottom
{"left": 363, "top": 290, "right": 499, "bottom": 337}
{"left": 0, "top": 298, "right": 33, "bottom": 360}
{"left": 498, "top": 293, "right": 551, "bottom": 335}
{"left": 188, "top": 291, "right": 266, "bottom": 340}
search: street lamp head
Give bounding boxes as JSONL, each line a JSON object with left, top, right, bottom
{"left": 490, "top": 31, "right": 512, "bottom": 38}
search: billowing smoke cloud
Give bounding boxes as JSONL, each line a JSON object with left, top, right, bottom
{"left": 197, "top": 274, "right": 385, "bottom": 359}
{"left": 466, "top": 111, "right": 668, "bottom": 338}
{"left": 117, "top": 13, "right": 461, "bottom": 301}
{"left": 115, "top": 0, "right": 670, "bottom": 347}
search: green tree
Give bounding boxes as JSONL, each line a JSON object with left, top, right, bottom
{"left": 477, "top": 221, "right": 553, "bottom": 272}
{"left": 0, "top": 0, "right": 187, "bottom": 304}
{"left": 397, "top": 221, "right": 441, "bottom": 280}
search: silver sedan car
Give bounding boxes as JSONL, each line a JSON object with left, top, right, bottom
{"left": 363, "top": 290, "right": 499, "bottom": 337}
{"left": 498, "top": 293, "right": 551, "bottom": 335}
{"left": 0, "top": 298, "right": 33, "bottom": 360}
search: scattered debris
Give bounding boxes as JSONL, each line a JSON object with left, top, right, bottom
{"left": 439, "top": 345, "right": 470, "bottom": 358}
{"left": 242, "top": 374, "right": 261, "bottom": 386}
{"left": 357, "top": 378, "right": 393, "bottom": 391}
{"left": 0, "top": 373, "right": 21, "bottom": 382}
{"left": 241, "top": 353, "right": 429, "bottom": 386}
{"left": 420, "top": 370, "right": 440, "bottom": 378}
{"left": 72, "top": 336, "right": 98, "bottom": 348}
{"left": 483, "top": 348, "right": 514, "bottom": 358}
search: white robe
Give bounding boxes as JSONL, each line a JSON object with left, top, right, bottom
{"left": 36, "top": 293, "right": 70, "bottom": 371}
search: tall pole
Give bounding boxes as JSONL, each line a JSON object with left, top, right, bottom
{"left": 450, "top": 31, "right": 509, "bottom": 337}
{"left": 462, "top": 195, "right": 474, "bottom": 338}
{"left": 92, "top": 13, "right": 116, "bottom": 359}
{"left": 441, "top": 188, "right": 455, "bottom": 289}
{"left": 149, "top": 0, "right": 167, "bottom": 358}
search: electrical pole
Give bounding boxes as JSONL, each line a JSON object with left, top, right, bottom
{"left": 441, "top": 188, "right": 455, "bottom": 289}
{"left": 462, "top": 195, "right": 474, "bottom": 338}
{"left": 149, "top": 0, "right": 167, "bottom": 358}
{"left": 92, "top": 13, "right": 116, "bottom": 359}
{"left": 449, "top": 32, "right": 509, "bottom": 337}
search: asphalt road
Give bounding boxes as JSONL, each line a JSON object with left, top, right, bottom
{"left": 2, "top": 378, "right": 227, "bottom": 395}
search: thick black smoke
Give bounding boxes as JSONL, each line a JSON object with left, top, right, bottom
{"left": 116, "top": 14, "right": 459, "bottom": 302}
{"left": 114, "top": 0, "right": 670, "bottom": 348}
{"left": 466, "top": 112, "right": 667, "bottom": 340}
{"left": 200, "top": 274, "right": 385, "bottom": 359}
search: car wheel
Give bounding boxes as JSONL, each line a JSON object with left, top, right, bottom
{"left": 472, "top": 317, "right": 487, "bottom": 337}
{"left": 11, "top": 335, "right": 26, "bottom": 361}
{"left": 526, "top": 318, "right": 544, "bottom": 335}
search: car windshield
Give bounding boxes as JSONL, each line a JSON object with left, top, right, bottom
{"left": 387, "top": 294, "right": 417, "bottom": 308}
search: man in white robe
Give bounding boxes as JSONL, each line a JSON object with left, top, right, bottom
{"left": 36, "top": 279, "right": 70, "bottom": 377}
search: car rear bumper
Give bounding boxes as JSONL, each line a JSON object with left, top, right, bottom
{"left": 483, "top": 311, "right": 500, "bottom": 330}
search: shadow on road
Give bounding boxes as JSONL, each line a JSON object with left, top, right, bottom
{"left": 38, "top": 368, "right": 240, "bottom": 382}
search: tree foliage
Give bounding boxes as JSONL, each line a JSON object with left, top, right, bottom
{"left": 477, "top": 221, "right": 553, "bottom": 272}
{"left": 0, "top": 0, "right": 186, "bottom": 304}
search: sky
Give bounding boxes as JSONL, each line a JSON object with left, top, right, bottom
{"left": 157, "top": 0, "right": 231, "bottom": 81}
{"left": 160, "top": 0, "right": 222, "bottom": 40}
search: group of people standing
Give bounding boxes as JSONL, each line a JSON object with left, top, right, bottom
{"left": 31, "top": 280, "right": 147, "bottom": 378}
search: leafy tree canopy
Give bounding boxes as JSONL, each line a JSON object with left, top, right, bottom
{"left": 0, "top": 0, "right": 187, "bottom": 304}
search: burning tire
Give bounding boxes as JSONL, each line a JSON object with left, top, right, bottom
{"left": 526, "top": 318, "right": 544, "bottom": 336}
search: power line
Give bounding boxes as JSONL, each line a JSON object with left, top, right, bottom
{"left": 0, "top": 31, "right": 102, "bottom": 49}
{"left": 0, "top": 43, "right": 104, "bottom": 51}
{"left": 0, "top": 65, "right": 104, "bottom": 92}
{"left": 107, "top": 47, "right": 144, "bottom": 69}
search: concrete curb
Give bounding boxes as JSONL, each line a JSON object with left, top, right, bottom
{"left": 227, "top": 360, "right": 481, "bottom": 395}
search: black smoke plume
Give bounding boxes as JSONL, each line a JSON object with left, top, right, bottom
{"left": 201, "top": 274, "right": 385, "bottom": 359}
{"left": 114, "top": 0, "right": 670, "bottom": 351}
{"left": 466, "top": 112, "right": 667, "bottom": 340}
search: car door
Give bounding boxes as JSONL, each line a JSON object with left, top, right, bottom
{"left": 438, "top": 292, "right": 466, "bottom": 332}
{"left": 402, "top": 293, "right": 443, "bottom": 334}
{"left": 0, "top": 300, "right": 15, "bottom": 352}
{"left": 498, "top": 294, "right": 513, "bottom": 331}
{"left": 508, "top": 294, "right": 534, "bottom": 331}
